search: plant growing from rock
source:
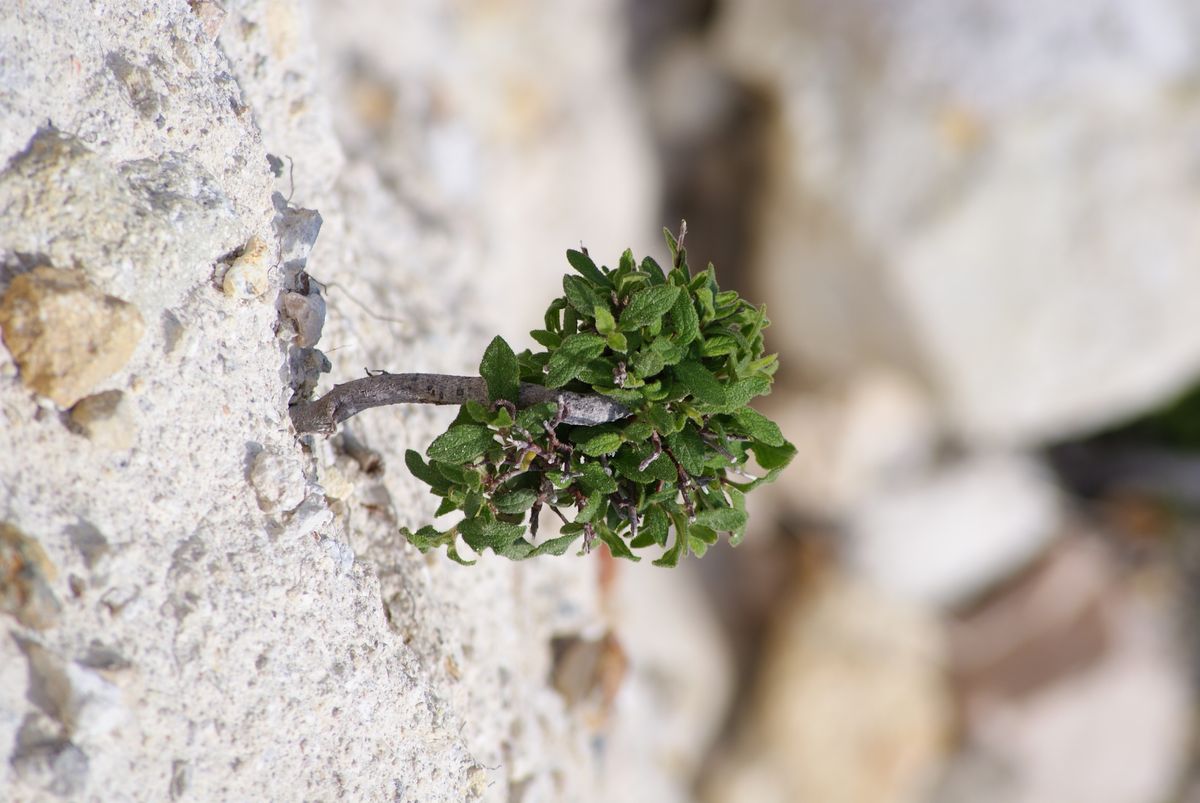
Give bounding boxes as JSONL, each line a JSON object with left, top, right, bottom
{"left": 291, "top": 227, "right": 794, "bottom": 565}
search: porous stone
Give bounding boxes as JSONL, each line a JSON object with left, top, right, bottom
{"left": 68, "top": 390, "right": 136, "bottom": 450}
{"left": 248, "top": 447, "right": 307, "bottom": 513}
{"left": 0, "top": 522, "right": 61, "bottom": 630}
{"left": 281, "top": 289, "right": 326, "bottom": 346}
{"left": 0, "top": 267, "right": 144, "bottom": 407}
{"left": 221, "top": 235, "right": 273, "bottom": 300}
{"left": 9, "top": 714, "right": 89, "bottom": 797}
{"left": 23, "top": 643, "right": 129, "bottom": 741}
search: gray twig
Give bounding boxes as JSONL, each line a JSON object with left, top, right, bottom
{"left": 289, "top": 372, "right": 631, "bottom": 435}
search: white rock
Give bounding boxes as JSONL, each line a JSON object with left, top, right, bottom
{"left": 720, "top": 0, "right": 1200, "bottom": 445}
{"left": 848, "top": 453, "right": 1062, "bottom": 607}
{"left": 24, "top": 645, "right": 129, "bottom": 741}
{"left": 284, "top": 493, "right": 335, "bottom": 541}
{"left": 69, "top": 390, "right": 137, "bottom": 450}
{"left": 248, "top": 448, "right": 307, "bottom": 513}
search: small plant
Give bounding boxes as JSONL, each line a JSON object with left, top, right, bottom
{"left": 289, "top": 226, "right": 794, "bottom": 564}
{"left": 393, "top": 227, "right": 794, "bottom": 565}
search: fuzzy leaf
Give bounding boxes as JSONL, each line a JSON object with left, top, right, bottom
{"left": 545, "top": 333, "right": 607, "bottom": 387}
{"left": 480, "top": 335, "right": 519, "bottom": 403}
{"left": 460, "top": 518, "right": 525, "bottom": 553}
{"left": 579, "top": 461, "right": 618, "bottom": 495}
{"left": 580, "top": 432, "right": 623, "bottom": 456}
{"left": 599, "top": 527, "right": 639, "bottom": 561}
{"left": 694, "top": 508, "right": 748, "bottom": 533}
{"left": 427, "top": 425, "right": 496, "bottom": 463}
{"left": 563, "top": 275, "right": 602, "bottom": 317}
{"left": 566, "top": 249, "right": 610, "bottom": 286}
{"left": 493, "top": 488, "right": 538, "bottom": 514}
{"left": 405, "top": 449, "right": 447, "bottom": 490}
{"left": 673, "top": 360, "right": 727, "bottom": 407}
{"left": 620, "top": 285, "right": 680, "bottom": 331}
{"left": 669, "top": 292, "right": 700, "bottom": 346}
{"left": 732, "top": 407, "right": 785, "bottom": 447}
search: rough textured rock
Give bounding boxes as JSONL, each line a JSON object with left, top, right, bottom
{"left": 68, "top": 390, "right": 137, "bottom": 450}
{"left": 0, "top": 522, "right": 61, "bottom": 631}
{"left": 0, "top": 1, "right": 676, "bottom": 801}
{"left": 719, "top": 0, "right": 1200, "bottom": 444}
{"left": 0, "top": 266, "right": 145, "bottom": 407}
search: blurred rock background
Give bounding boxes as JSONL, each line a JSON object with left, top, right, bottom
{"left": 3, "top": 0, "right": 1200, "bottom": 801}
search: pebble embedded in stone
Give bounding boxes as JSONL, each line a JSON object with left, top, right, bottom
{"left": 0, "top": 522, "right": 61, "bottom": 630}
{"left": 0, "top": 266, "right": 145, "bottom": 407}
{"left": 281, "top": 290, "right": 326, "bottom": 347}
{"left": 248, "top": 447, "right": 307, "bottom": 513}
{"left": 221, "top": 236, "right": 273, "bottom": 300}
{"left": 23, "top": 642, "right": 129, "bottom": 740}
{"left": 68, "top": 390, "right": 137, "bottom": 450}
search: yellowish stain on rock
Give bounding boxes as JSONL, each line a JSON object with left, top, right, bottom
{"left": 0, "top": 266, "right": 144, "bottom": 407}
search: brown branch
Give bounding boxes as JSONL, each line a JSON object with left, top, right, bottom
{"left": 289, "top": 372, "right": 631, "bottom": 435}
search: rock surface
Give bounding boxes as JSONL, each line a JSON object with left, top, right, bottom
{"left": 68, "top": 390, "right": 137, "bottom": 450}
{"left": 0, "top": 266, "right": 144, "bottom": 407}
{"left": 0, "top": 1, "right": 670, "bottom": 801}
{"left": 719, "top": 0, "right": 1200, "bottom": 444}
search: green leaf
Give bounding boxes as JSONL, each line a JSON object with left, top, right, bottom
{"left": 641, "top": 505, "right": 669, "bottom": 547}
{"left": 405, "top": 449, "right": 447, "bottom": 490}
{"left": 598, "top": 526, "right": 639, "bottom": 561}
{"left": 523, "top": 532, "right": 583, "bottom": 556}
{"left": 631, "top": 348, "right": 665, "bottom": 380}
{"left": 580, "top": 432, "right": 623, "bottom": 456}
{"left": 619, "top": 285, "right": 681, "bottom": 331}
{"left": 654, "top": 509, "right": 690, "bottom": 568}
{"left": 493, "top": 488, "right": 538, "bottom": 514}
{"left": 669, "top": 292, "right": 700, "bottom": 346}
{"left": 480, "top": 335, "right": 519, "bottom": 403}
{"left": 687, "top": 526, "right": 717, "bottom": 558}
{"left": 575, "top": 493, "right": 603, "bottom": 523}
{"left": 732, "top": 407, "right": 785, "bottom": 447}
{"left": 673, "top": 360, "right": 726, "bottom": 407}
{"left": 606, "top": 331, "right": 628, "bottom": 353}
{"left": 563, "top": 275, "right": 602, "bottom": 317}
{"left": 529, "top": 329, "right": 561, "bottom": 349}
{"left": 515, "top": 402, "right": 557, "bottom": 432}
{"left": 460, "top": 518, "right": 525, "bottom": 554}
{"left": 623, "top": 420, "right": 654, "bottom": 441}
{"left": 749, "top": 440, "right": 796, "bottom": 471}
{"left": 427, "top": 425, "right": 496, "bottom": 463}
{"left": 649, "top": 336, "right": 686, "bottom": 366}
{"left": 618, "top": 248, "right": 636, "bottom": 274}
{"left": 663, "top": 226, "right": 679, "bottom": 258}
{"left": 545, "top": 333, "right": 607, "bottom": 387}
{"left": 665, "top": 429, "right": 707, "bottom": 475}
{"left": 694, "top": 508, "right": 748, "bottom": 533}
{"left": 699, "top": 334, "right": 739, "bottom": 358}
{"left": 594, "top": 305, "right": 617, "bottom": 335}
{"left": 579, "top": 461, "right": 618, "bottom": 495}
{"left": 640, "top": 256, "right": 666, "bottom": 285}
{"left": 567, "top": 249, "right": 610, "bottom": 287}
{"left": 723, "top": 376, "right": 772, "bottom": 411}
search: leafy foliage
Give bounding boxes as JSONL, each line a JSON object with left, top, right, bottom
{"left": 399, "top": 228, "right": 795, "bottom": 565}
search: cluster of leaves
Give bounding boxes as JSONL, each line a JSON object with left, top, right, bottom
{"left": 400, "top": 229, "right": 795, "bottom": 566}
